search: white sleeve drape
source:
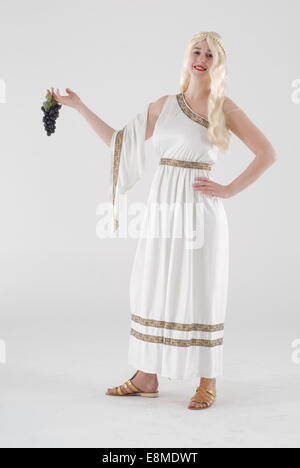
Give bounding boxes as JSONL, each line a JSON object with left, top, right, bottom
{"left": 109, "top": 103, "right": 150, "bottom": 233}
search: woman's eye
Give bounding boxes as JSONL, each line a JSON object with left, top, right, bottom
{"left": 193, "top": 51, "right": 213, "bottom": 58}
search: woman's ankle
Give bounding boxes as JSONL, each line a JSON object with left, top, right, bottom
{"left": 137, "top": 370, "right": 157, "bottom": 378}
{"left": 200, "top": 377, "right": 216, "bottom": 389}
{"left": 133, "top": 370, "right": 158, "bottom": 391}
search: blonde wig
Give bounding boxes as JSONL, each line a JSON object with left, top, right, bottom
{"left": 180, "top": 31, "right": 230, "bottom": 153}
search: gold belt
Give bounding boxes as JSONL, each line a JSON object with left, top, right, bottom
{"left": 160, "top": 158, "right": 212, "bottom": 170}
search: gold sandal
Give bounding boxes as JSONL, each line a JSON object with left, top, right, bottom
{"left": 188, "top": 386, "right": 216, "bottom": 410}
{"left": 105, "top": 371, "right": 159, "bottom": 398}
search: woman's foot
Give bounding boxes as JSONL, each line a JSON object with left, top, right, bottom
{"left": 188, "top": 377, "right": 217, "bottom": 410}
{"left": 105, "top": 370, "right": 159, "bottom": 395}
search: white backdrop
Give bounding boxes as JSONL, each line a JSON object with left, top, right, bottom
{"left": 0, "top": 0, "right": 299, "bottom": 448}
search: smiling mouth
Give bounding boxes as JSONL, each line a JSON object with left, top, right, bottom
{"left": 194, "top": 65, "right": 207, "bottom": 71}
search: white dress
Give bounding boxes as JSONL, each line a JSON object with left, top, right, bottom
{"left": 110, "top": 93, "right": 229, "bottom": 380}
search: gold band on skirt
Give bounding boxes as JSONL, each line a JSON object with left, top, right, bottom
{"left": 160, "top": 158, "right": 212, "bottom": 170}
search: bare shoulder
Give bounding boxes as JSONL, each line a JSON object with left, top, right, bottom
{"left": 222, "top": 95, "right": 247, "bottom": 132}
{"left": 223, "top": 96, "right": 242, "bottom": 115}
{"left": 149, "top": 95, "right": 169, "bottom": 118}
{"left": 222, "top": 96, "right": 276, "bottom": 155}
{"left": 145, "top": 95, "right": 169, "bottom": 140}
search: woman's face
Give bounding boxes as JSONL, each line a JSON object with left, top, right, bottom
{"left": 187, "top": 40, "right": 213, "bottom": 78}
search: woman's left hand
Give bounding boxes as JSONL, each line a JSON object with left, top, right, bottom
{"left": 193, "top": 177, "right": 233, "bottom": 199}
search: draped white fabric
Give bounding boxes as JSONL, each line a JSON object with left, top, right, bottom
{"left": 109, "top": 93, "right": 229, "bottom": 380}
{"left": 109, "top": 103, "right": 150, "bottom": 233}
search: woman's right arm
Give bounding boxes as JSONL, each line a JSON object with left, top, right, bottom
{"left": 49, "top": 88, "right": 168, "bottom": 146}
{"left": 49, "top": 87, "right": 115, "bottom": 147}
{"left": 75, "top": 101, "right": 115, "bottom": 147}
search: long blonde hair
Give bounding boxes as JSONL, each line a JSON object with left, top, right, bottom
{"left": 180, "top": 31, "right": 230, "bottom": 153}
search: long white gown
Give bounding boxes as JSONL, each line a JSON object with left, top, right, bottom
{"left": 110, "top": 92, "right": 229, "bottom": 380}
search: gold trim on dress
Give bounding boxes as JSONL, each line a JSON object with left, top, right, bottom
{"left": 176, "top": 93, "right": 209, "bottom": 128}
{"left": 160, "top": 158, "right": 212, "bottom": 171}
{"left": 131, "top": 328, "right": 223, "bottom": 348}
{"left": 112, "top": 128, "right": 124, "bottom": 231}
{"left": 131, "top": 314, "right": 224, "bottom": 332}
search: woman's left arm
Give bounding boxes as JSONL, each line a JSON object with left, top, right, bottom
{"left": 194, "top": 97, "right": 278, "bottom": 198}
{"left": 223, "top": 97, "right": 277, "bottom": 197}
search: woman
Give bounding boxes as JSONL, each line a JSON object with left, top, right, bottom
{"left": 49, "top": 31, "right": 277, "bottom": 410}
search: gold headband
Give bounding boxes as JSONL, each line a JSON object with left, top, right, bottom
{"left": 192, "top": 32, "right": 227, "bottom": 57}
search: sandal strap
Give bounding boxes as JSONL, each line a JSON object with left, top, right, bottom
{"left": 127, "top": 379, "right": 140, "bottom": 393}
{"left": 122, "top": 382, "right": 133, "bottom": 394}
{"left": 196, "top": 386, "right": 216, "bottom": 397}
{"left": 108, "top": 372, "right": 143, "bottom": 395}
{"left": 191, "top": 386, "right": 216, "bottom": 405}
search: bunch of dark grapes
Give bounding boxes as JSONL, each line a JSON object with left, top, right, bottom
{"left": 41, "top": 91, "right": 62, "bottom": 136}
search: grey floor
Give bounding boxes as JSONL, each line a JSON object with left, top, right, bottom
{"left": 1, "top": 313, "right": 299, "bottom": 448}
